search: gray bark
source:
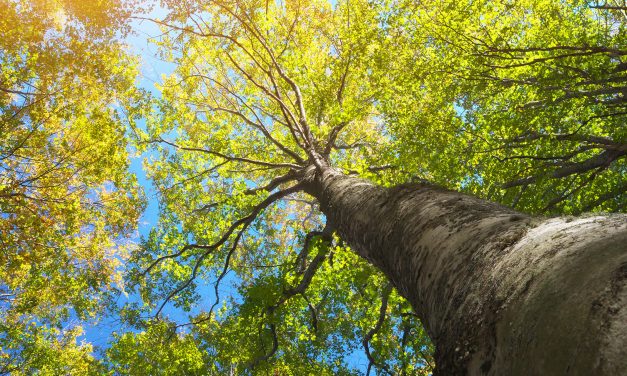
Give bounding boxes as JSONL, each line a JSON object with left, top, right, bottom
{"left": 303, "top": 166, "right": 627, "bottom": 375}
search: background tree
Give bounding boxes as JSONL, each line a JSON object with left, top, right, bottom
{"left": 109, "top": 0, "right": 626, "bottom": 374}
{"left": 0, "top": 0, "right": 144, "bottom": 373}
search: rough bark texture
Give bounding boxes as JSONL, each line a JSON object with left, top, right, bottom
{"left": 303, "top": 166, "right": 627, "bottom": 375}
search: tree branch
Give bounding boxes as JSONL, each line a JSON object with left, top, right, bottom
{"left": 248, "top": 323, "right": 278, "bottom": 369}
{"left": 150, "top": 137, "right": 300, "bottom": 169}
{"left": 152, "top": 183, "right": 304, "bottom": 317}
{"left": 363, "top": 284, "right": 394, "bottom": 376}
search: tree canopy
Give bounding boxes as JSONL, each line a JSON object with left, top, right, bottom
{"left": 380, "top": 0, "right": 626, "bottom": 214}
{"left": 0, "top": 0, "right": 625, "bottom": 374}
{"left": 0, "top": 0, "right": 144, "bottom": 373}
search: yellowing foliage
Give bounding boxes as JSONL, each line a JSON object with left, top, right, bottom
{"left": 0, "top": 0, "right": 144, "bottom": 372}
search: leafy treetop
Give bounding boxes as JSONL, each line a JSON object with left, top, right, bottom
{"left": 0, "top": 0, "right": 145, "bottom": 373}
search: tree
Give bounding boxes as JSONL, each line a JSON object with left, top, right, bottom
{"left": 111, "top": 0, "right": 627, "bottom": 374}
{"left": 0, "top": 0, "right": 144, "bottom": 373}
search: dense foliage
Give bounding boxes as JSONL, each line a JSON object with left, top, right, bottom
{"left": 0, "top": 0, "right": 144, "bottom": 373}
{"left": 380, "top": 0, "right": 626, "bottom": 214}
{"left": 0, "top": 0, "right": 624, "bottom": 374}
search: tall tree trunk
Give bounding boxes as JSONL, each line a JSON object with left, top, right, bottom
{"left": 303, "top": 166, "right": 627, "bottom": 375}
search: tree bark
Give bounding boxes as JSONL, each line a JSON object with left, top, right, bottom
{"left": 303, "top": 166, "right": 627, "bottom": 375}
